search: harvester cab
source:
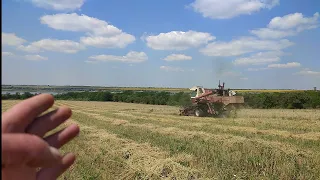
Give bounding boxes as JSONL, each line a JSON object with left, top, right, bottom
{"left": 190, "top": 81, "right": 236, "bottom": 99}
{"left": 190, "top": 86, "right": 205, "bottom": 98}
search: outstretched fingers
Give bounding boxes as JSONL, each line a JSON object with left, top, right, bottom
{"left": 2, "top": 94, "right": 55, "bottom": 133}
{"left": 44, "top": 124, "right": 80, "bottom": 149}
{"left": 36, "top": 153, "right": 76, "bottom": 180}
{"left": 35, "top": 123, "right": 79, "bottom": 180}
{"left": 26, "top": 106, "right": 72, "bottom": 137}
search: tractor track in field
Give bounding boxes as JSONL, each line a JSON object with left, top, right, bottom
{"left": 59, "top": 101, "right": 320, "bottom": 143}
{"left": 69, "top": 106, "right": 318, "bottom": 157}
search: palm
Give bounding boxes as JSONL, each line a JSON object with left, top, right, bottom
{"left": 2, "top": 94, "right": 80, "bottom": 180}
{"left": 3, "top": 166, "right": 36, "bottom": 179}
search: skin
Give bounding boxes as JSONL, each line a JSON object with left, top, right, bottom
{"left": 2, "top": 94, "right": 80, "bottom": 180}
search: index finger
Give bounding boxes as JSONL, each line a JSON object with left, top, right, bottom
{"left": 2, "top": 94, "right": 55, "bottom": 133}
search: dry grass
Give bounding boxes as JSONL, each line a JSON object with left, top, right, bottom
{"left": 2, "top": 100, "right": 320, "bottom": 179}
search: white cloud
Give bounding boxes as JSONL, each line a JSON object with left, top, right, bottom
{"left": 2, "top": 52, "right": 15, "bottom": 56}
{"left": 200, "top": 37, "right": 294, "bottom": 57}
{"left": 233, "top": 51, "right": 284, "bottom": 65}
{"left": 160, "top": 66, "right": 184, "bottom": 72}
{"left": 31, "top": 0, "right": 84, "bottom": 11}
{"left": 268, "top": 12, "right": 319, "bottom": 30}
{"left": 145, "top": 30, "right": 215, "bottom": 50}
{"left": 240, "top": 77, "right": 249, "bottom": 80}
{"left": 247, "top": 62, "right": 301, "bottom": 70}
{"left": 235, "top": 57, "right": 279, "bottom": 65}
{"left": 250, "top": 28, "right": 297, "bottom": 39}
{"left": 296, "top": 69, "right": 320, "bottom": 77}
{"left": 2, "top": 33, "right": 27, "bottom": 46}
{"left": 268, "top": 62, "right": 301, "bottom": 68}
{"left": 189, "top": 0, "right": 279, "bottom": 19}
{"left": 18, "top": 39, "right": 85, "bottom": 53}
{"left": 24, "top": 55, "right": 48, "bottom": 61}
{"left": 18, "top": 45, "right": 41, "bottom": 53}
{"left": 163, "top": 54, "right": 192, "bottom": 61}
{"left": 2, "top": 52, "right": 47, "bottom": 61}
{"left": 85, "top": 60, "right": 98, "bottom": 64}
{"left": 40, "top": 13, "right": 136, "bottom": 48}
{"left": 250, "top": 12, "right": 319, "bottom": 39}
{"left": 40, "top": 13, "right": 121, "bottom": 36}
{"left": 247, "top": 67, "right": 269, "bottom": 71}
{"left": 80, "top": 34, "right": 135, "bottom": 48}
{"left": 88, "top": 51, "right": 148, "bottom": 63}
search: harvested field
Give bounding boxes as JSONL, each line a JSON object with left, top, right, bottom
{"left": 2, "top": 100, "right": 320, "bottom": 179}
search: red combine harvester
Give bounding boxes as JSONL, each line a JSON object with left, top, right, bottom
{"left": 179, "top": 81, "right": 244, "bottom": 117}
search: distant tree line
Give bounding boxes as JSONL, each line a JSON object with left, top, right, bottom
{"left": 1, "top": 91, "right": 192, "bottom": 107}
{"left": 2, "top": 91, "right": 320, "bottom": 109}
{"left": 2, "top": 92, "right": 34, "bottom": 100}
{"left": 238, "top": 91, "right": 320, "bottom": 109}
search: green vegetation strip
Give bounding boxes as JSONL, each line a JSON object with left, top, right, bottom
{"left": 3, "top": 89, "right": 320, "bottom": 109}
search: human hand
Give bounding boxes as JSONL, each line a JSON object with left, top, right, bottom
{"left": 2, "top": 94, "right": 80, "bottom": 180}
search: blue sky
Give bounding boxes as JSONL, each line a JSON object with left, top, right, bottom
{"left": 2, "top": 0, "right": 320, "bottom": 89}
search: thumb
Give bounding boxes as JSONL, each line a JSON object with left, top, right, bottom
{"left": 2, "top": 133, "right": 62, "bottom": 168}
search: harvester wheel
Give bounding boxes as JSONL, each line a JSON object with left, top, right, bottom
{"left": 217, "top": 110, "right": 229, "bottom": 118}
{"left": 195, "top": 109, "right": 205, "bottom": 117}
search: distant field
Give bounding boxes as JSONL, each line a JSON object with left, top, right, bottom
{"left": 2, "top": 101, "right": 320, "bottom": 179}
{"left": 2, "top": 85, "right": 189, "bottom": 92}
{"left": 2, "top": 85, "right": 313, "bottom": 93}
